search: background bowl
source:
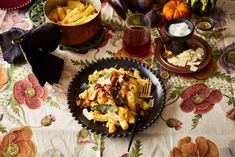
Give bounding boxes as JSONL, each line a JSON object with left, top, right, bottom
{"left": 44, "top": 0, "right": 102, "bottom": 46}
{"left": 165, "top": 18, "right": 194, "bottom": 54}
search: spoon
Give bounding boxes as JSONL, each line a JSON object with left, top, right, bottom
{"left": 156, "top": 27, "right": 173, "bottom": 58}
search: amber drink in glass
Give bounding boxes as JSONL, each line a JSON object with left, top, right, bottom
{"left": 123, "top": 14, "right": 151, "bottom": 57}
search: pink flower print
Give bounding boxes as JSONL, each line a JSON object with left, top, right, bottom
{"left": 77, "top": 128, "right": 91, "bottom": 144}
{"left": 180, "top": 83, "right": 223, "bottom": 114}
{"left": 13, "top": 73, "right": 48, "bottom": 109}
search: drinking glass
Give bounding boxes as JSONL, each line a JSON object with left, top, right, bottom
{"left": 123, "top": 14, "right": 151, "bottom": 57}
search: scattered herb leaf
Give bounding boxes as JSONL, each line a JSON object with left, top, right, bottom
{"left": 91, "top": 104, "right": 114, "bottom": 113}
{"left": 81, "top": 83, "right": 89, "bottom": 90}
{"left": 110, "top": 90, "right": 126, "bottom": 106}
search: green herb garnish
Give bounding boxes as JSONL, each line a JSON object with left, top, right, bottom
{"left": 91, "top": 104, "right": 114, "bottom": 113}
{"left": 110, "top": 90, "right": 126, "bottom": 106}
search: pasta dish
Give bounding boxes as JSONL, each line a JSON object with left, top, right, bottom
{"left": 76, "top": 67, "right": 152, "bottom": 133}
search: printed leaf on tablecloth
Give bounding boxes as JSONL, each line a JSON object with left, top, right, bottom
{"left": 92, "top": 134, "right": 105, "bottom": 156}
{"left": 71, "top": 59, "right": 91, "bottom": 67}
{"left": 210, "top": 72, "right": 232, "bottom": 82}
{"left": 47, "top": 96, "right": 60, "bottom": 109}
{"left": 130, "top": 139, "right": 143, "bottom": 157}
{"left": 192, "top": 114, "right": 202, "bottom": 129}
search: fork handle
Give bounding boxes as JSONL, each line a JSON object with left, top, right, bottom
{"left": 127, "top": 108, "right": 141, "bottom": 152}
{"left": 156, "top": 27, "right": 166, "bottom": 48}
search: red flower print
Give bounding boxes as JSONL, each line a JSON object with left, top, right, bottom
{"left": 13, "top": 74, "right": 48, "bottom": 109}
{"left": 180, "top": 83, "right": 223, "bottom": 114}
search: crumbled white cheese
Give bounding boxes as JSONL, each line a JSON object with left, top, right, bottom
{"left": 83, "top": 109, "right": 94, "bottom": 120}
{"left": 167, "top": 48, "right": 205, "bottom": 72}
{"left": 169, "top": 22, "right": 191, "bottom": 37}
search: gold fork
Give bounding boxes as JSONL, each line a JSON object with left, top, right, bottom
{"left": 128, "top": 78, "right": 152, "bottom": 152}
{"left": 139, "top": 78, "right": 153, "bottom": 99}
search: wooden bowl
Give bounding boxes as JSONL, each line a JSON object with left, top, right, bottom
{"left": 155, "top": 35, "right": 212, "bottom": 74}
{"left": 44, "top": 0, "right": 102, "bottom": 46}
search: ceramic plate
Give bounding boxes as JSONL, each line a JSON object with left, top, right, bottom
{"left": 67, "top": 57, "right": 166, "bottom": 137}
{"left": 155, "top": 35, "right": 212, "bottom": 74}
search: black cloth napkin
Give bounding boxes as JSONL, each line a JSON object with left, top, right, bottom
{"left": 0, "top": 23, "right": 64, "bottom": 86}
{"left": 0, "top": 27, "right": 25, "bottom": 64}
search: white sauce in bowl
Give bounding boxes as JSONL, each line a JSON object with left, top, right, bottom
{"left": 169, "top": 22, "right": 191, "bottom": 37}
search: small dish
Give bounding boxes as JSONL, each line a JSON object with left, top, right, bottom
{"left": 165, "top": 18, "right": 194, "bottom": 54}
{"left": 195, "top": 17, "right": 215, "bottom": 34}
{"left": 155, "top": 35, "right": 212, "bottom": 74}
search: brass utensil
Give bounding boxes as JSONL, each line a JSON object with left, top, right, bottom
{"left": 156, "top": 27, "right": 173, "bottom": 58}
{"left": 128, "top": 78, "right": 152, "bottom": 152}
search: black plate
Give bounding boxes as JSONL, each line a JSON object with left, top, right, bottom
{"left": 67, "top": 57, "right": 166, "bottom": 137}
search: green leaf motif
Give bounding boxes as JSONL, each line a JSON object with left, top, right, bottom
{"left": 10, "top": 104, "right": 20, "bottom": 116}
{"left": 70, "top": 59, "right": 91, "bottom": 67}
{"left": 130, "top": 139, "right": 143, "bottom": 157}
{"left": 212, "top": 49, "right": 222, "bottom": 60}
{"left": 106, "top": 50, "right": 116, "bottom": 56}
{"left": 103, "top": 19, "right": 124, "bottom": 32}
{"left": 168, "top": 86, "right": 184, "bottom": 101}
{"left": 168, "top": 92, "right": 177, "bottom": 100}
{"left": 92, "top": 134, "right": 105, "bottom": 157}
{"left": 192, "top": 114, "right": 202, "bottom": 129}
{"left": 47, "top": 97, "right": 60, "bottom": 109}
{"left": 0, "top": 124, "right": 7, "bottom": 133}
{"left": 210, "top": 72, "right": 232, "bottom": 82}
{"left": 144, "top": 58, "right": 159, "bottom": 69}
{"left": 228, "top": 97, "right": 235, "bottom": 106}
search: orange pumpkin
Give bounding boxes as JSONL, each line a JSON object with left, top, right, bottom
{"left": 162, "top": 0, "right": 191, "bottom": 21}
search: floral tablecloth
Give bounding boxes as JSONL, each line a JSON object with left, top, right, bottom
{"left": 0, "top": 0, "right": 235, "bottom": 156}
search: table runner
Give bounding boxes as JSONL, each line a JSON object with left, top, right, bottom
{"left": 0, "top": 0, "right": 234, "bottom": 156}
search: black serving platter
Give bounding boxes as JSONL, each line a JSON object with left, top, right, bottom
{"left": 67, "top": 57, "right": 166, "bottom": 137}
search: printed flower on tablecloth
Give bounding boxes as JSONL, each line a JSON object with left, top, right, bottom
{"left": 166, "top": 118, "right": 183, "bottom": 130}
{"left": 226, "top": 108, "right": 235, "bottom": 120}
{"left": 0, "top": 12, "right": 30, "bottom": 33}
{"left": 168, "top": 136, "right": 219, "bottom": 157}
{"left": 0, "top": 126, "right": 37, "bottom": 157}
{"left": 0, "top": 66, "right": 9, "bottom": 92}
{"left": 77, "top": 128, "right": 91, "bottom": 144}
{"left": 180, "top": 83, "right": 223, "bottom": 114}
{"left": 41, "top": 114, "right": 56, "bottom": 127}
{"left": 13, "top": 73, "right": 48, "bottom": 109}
{"left": 212, "top": 6, "right": 227, "bottom": 28}
{"left": 219, "top": 42, "right": 235, "bottom": 74}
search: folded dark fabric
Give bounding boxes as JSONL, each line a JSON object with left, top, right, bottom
{"left": 21, "top": 23, "right": 61, "bottom": 52}
{"left": 0, "top": 23, "right": 64, "bottom": 86}
{"left": 20, "top": 41, "right": 64, "bottom": 86}
{"left": 0, "top": 27, "right": 25, "bottom": 64}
